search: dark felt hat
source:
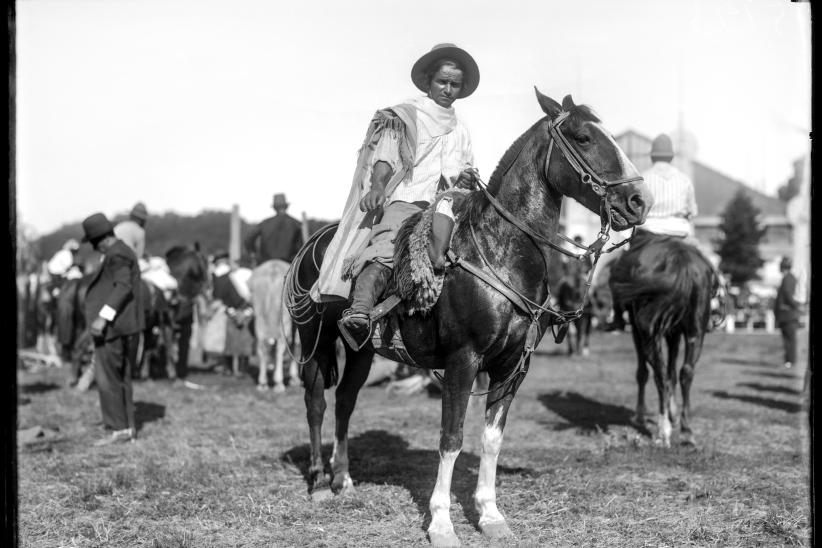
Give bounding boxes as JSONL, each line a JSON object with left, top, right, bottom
{"left": 130, "top": 202, "right": 148, "bottom": 221}
{"left": 411, "top": 43, "right": 480, "bottom": 99}
{"left": 272, "top": 193, "right": 289, "bottom": 209}
{"left": 81, "top": 213, "right": 114, "bottom": 244}
{"left": 650, "top": 134, "right": 675, "bottom": 159}
{"left": 212, "top": 249, "right": 230, "bottom": 263}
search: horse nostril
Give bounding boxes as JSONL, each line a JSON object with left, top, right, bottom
{"left": 628, "top": 194, "right": 645, "bottom": 215}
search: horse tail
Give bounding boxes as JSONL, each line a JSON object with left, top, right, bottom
{"left": 611, "top": 245, "right": 711, "bottom": 352}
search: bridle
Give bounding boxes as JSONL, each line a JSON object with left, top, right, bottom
{"left": 443, "top": 110, "right": 644, "bottom": 395}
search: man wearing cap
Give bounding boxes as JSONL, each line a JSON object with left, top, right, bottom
{"left": 114, "top": 202, "right": 149, "bottom": 260}
{"left": 312, "top": 43, "right": 481, "bottom": 346}
{"left": 81, "top": 212, "right": 145, "bottom": 445}
{"left": 243, "top": 193, "right": 304, "bottom": 265}
{"left": 774, "top": 256, "right": 802, "bottom": 369}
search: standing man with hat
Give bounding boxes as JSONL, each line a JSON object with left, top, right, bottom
{"left": 774, "top": 256, "right": 802, "bottom": 369}
{"left": 243, "top": 193, "right": 304, "bottom": 266}
{"left": 81, "top": 212, "right": 144, "bottom": 445}
{"left": 312, "top": 43, "right": 481, "bottom": 347}
{"left": 114, "top": 202, "right": 149, "bottom": 260}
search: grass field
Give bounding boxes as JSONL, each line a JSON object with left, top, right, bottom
{"left": 17, "top": 330, "right": 811, "bottom": 547}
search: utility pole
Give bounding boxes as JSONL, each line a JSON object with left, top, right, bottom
{"left": 229, "top": 204, "right": 241, "bottom": 264}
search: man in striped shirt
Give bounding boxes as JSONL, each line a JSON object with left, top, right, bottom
{"left": 639, "top": 134, "right": 698, "bottom": 239}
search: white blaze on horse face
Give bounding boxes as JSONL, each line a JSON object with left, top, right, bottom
{"left": 590, "top": 123, "right": 640, "bottom": 180}
{"left": 428, "top": 450, "right": 460, "bottom": 536}
{"left": 474, "top": 406, "right": 506, "bottom": 526}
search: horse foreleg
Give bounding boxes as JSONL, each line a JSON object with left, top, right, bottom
{"left": 580, "top": 314, "right": 591, "bottom": 357}
{"left": 428, "top": 365, "right": 474, "bottom": 547}
{"left": 679, "top": 335, "right": 703, "bottom": 447}
{"left": 330, "top": 346, "right": 373, "bottom": 495}
{"left": 474, "top": 378, "right": 519, "bottom": 540}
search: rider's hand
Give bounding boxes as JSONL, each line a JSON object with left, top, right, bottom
{"left": 359, "top": 189, "right": 386, "bottom": 212}
{"left": 454, "top": 168, "right": 479, "bottom": 190}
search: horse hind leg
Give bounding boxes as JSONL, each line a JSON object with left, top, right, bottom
{"left": 272, "top": 337, "right": 287, "bottom": 393}
{"left": 474, "top": 375, "right": 520, "bottom": 541}
{"left": 649, "top": 339, "right": 673, "bottom": 448}
{"left": 256, "top": 337, "right": 270, "bottom": 391}
{"left": 330, "top": 345, "right": 374, "bottom": 496}
{"left": 630, "top": 320, "right": 651, "bottom": 429}
{"left": 679, "top": 334, "right": 704, "bottom": 447}
{"left": 665, "top": 332, "right": 681, "bottom": 432}
{"left": 302, "top": 340, "right": 336, "bottom": 501}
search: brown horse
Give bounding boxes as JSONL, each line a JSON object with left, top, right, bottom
{"left": 609, "top": 230, "right": 719, "bottom": 448}
{"left": 286, "top": 90, "right": 651, "bottom": 546}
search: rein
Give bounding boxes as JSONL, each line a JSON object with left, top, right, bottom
{"left": 443, "top": 111, "right": 640, "bottom": 396}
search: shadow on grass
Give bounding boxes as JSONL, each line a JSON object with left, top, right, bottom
{"left": 19, "top": 381, "right": 61, "bottom": 394}
{"left": 537, "top": 390, "right": 649, "bottom": 435}
{"left": 720, "top": 357, "right": 777, "bottom": 368}
{"left": 736, "top": 382, "right": 801, "bottom": 396}
{"left": 746, "top": 370, "right": 802, "bottom": 380}
{"left": 709, "top": 391, "right": 801, "bottom": 414}
{"left": 135, "top": 401, "right": 166, "bottom": 431}
{"left": 282, "top": 429, "right": 534, "bottom": 534}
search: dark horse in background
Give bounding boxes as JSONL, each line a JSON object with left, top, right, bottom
{"left": 286, "top": 90, "right": 651, "bottom": 546}
{"left": 609, "top": 230, "right": 719, "bottom": 448}
{"left": 554, "top": 253, "right": 598, "bottom": 357}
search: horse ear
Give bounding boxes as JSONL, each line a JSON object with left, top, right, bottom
{"left": 562, "top": 95, "right": 576, "bottom": 110}
{"left": 535, "top": 87, "right": 563, "bottom": 118}
{"left": 193, "top": 242, "right": 201, "bottom": 252}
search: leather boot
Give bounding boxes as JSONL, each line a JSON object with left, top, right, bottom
{"left": 428, "top": 212, "right": 455, "bottom": 272}
{"left": 340, "top": 262, "right": 392, "bottom": 344}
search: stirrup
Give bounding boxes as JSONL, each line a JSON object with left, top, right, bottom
{"left": 338, "top": 311, "right": 371, "bottom": 351}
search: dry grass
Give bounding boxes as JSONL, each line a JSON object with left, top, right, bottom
{"left": 18, "top": 331, "right": 810, "bottom": 547}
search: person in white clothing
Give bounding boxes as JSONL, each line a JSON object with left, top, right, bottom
{"left": 639, "top": 134, "right": 698, "bottom": 240}
{"left": 335, "top": 43, "right": 482, "bottom": 343}
{"left": 114, "top": 202, "right": 149, "bottom": 260}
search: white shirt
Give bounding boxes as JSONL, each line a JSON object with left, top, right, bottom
{"left": 47, "top": 249, "right": 75, "bottom": 277}
{"left": 641, "top": 161, "right": 698, "bottom": 237}
{"left": 374, "top": 96, "right": 474, "bottom": 205}
{"left": 114, "top": 220, "right": 146, "bottom": 259}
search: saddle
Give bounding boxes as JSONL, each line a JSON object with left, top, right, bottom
{"left": 342, "top": 189, "right": 471, "bottom": 363}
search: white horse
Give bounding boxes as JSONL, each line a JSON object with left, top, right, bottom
{"left": 249, "top": 259, "right": 298, "bottom": 392}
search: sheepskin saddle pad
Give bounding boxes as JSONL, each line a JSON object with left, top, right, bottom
{"left": 390, "top": 189, "right": 470, "bottom": 316}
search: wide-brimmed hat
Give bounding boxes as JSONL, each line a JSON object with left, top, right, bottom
{"left": 411, "top": 43, "right": 480, "bottom": 98}
{"left": 81, "top": 213, "right": 114, "bottom": 244}
{"left": 130, "top": 202, "right": 148, "bottom": 221}
{"left": 272, "top": 193, "right": 289, "bottom": 209}
{"left": 650, "top": 134, "right": 675, "bottom": 159}
{"left": 212, "top": 249, "right": 230, "bottom": 263}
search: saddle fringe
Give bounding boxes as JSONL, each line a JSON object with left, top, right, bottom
{"left": 392, "top": 189, "right": 469, "bottom": 315}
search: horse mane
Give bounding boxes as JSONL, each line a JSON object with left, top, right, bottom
{"left": 460, "top": 104, "right": 601, "bottom": 226}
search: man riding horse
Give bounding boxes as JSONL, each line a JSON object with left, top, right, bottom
{"left": 311, "top": 43, "right": 481, "bottom": 348}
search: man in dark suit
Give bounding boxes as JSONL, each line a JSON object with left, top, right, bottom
{"left": 81, "top": 213, "right": 145, "bottom": 445}
{"left": 243, "top": 193, "right": 304, "bottom": 265}
{"left": 773, "top": 256, "right": 802, "bottom": 369}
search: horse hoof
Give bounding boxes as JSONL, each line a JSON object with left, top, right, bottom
{"left": 480, "top": 520, "right": 513, "bottom": 539}
{"left": 428, "top": 529, "right": 460, "bottom": 547}
{"left": 680, "top": 433, "right": 698, "bottom": 448}
{"left": 273, "top": 384, "right": 286, "bottom": 394}
{"left": 310, "top": 488, "right": 333, "bottom": 502}
{"left": 582, "top": 348, "right": 590, "bottom": 357}
{"left": 256, "top": 384, "right": 269, "bottom": 392}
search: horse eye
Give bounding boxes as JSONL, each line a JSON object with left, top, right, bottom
{"left": 576, "top": 134, "right": 591, "bottom": 145}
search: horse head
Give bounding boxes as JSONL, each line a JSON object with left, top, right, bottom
{"left": 165, "top": 245, "right": 210, "bottom": 300}
{"left": 535, "top": 88, "right": 652, "bottom": 232}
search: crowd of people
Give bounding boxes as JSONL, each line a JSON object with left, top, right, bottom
{"left": 19, "top": 42, "right": 805, "bottom": 447}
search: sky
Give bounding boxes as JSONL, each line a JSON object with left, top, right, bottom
{"left": 15, "top": 0, "right": 811, "bottom": 235}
